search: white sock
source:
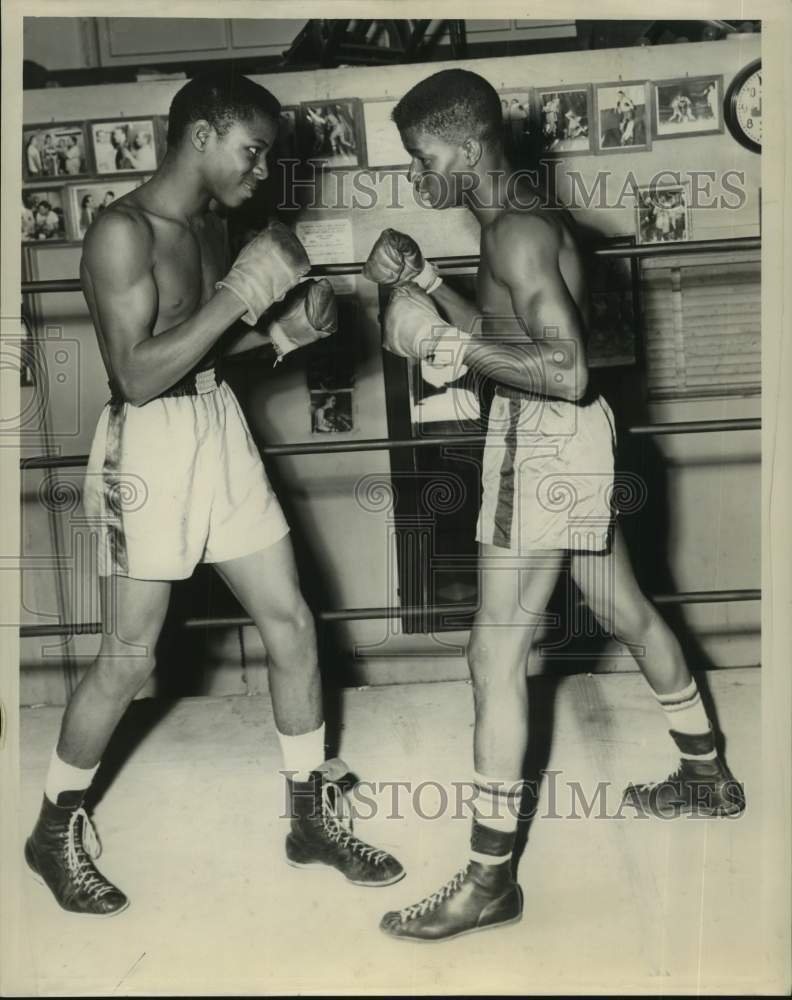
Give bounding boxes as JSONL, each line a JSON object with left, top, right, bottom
{"left": 470, "top": 772, "right": 521, "bottom": 866}
{"left": 276, "top": 722, "right": 326, "bottom": 782}
{"left": 656, "top": 679, "right": 716, "bottom": 758}
{"left": 44, "top": 747, "right": 99, "bottom": 804}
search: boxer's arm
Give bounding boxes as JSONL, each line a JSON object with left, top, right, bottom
{"left": 462, "top": 216, "right": 589, "bottom": 402}
{"left": 82, "top": 210, "right": 246, "bottom": 406}
{"left": 429, "top": 282, "right": 480, "bottom": 333}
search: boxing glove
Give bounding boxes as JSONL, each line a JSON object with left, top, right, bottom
{"left": 268, "top": 278, "right": 337, "bottom": 362}
{"left": 363, "top": 228, "right": 442, "bottom": 293}
{"left": 216, "top": 220, "right": 311, "bottom": 325}
{"left": 383, "top": 284, "right": 470, "bottom": 386}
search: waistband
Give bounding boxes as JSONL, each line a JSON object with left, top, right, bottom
{"left": 494, "top": 383, "right": 598, "bottom": 406}
{"left": 109, "top": 367, "right": 223, "bottom": 404}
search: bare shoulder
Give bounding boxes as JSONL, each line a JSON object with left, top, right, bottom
{"left": 485, "top": 210, "right": 562, "bottom": 285}
{"left": 82, "top": 203, "right": 154, "bottom": 276}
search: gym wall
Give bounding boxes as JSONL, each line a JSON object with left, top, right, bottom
{"left": 20, "top": 34, "right": 761, "bottom": 705}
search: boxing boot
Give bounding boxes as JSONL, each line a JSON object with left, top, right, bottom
{"left": 25, "top": 791, "right": 129, "bottom": 916}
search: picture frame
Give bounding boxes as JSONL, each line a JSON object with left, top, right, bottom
{"left": 23, "top": 121, "right": 92, "bottom": 182}
{"left": 310, "top": 390, "right": 354, "bottom": 434}
{"left": 298, "top": 99, "right": 367, "bottom": 169}
{"left": 66, "top": 177, "right": 150, "bottom": 241}
{"left": 652, "top": 75, "right": 724, "bottom": 140}
{"left": 271, "top": 106, "right": 299, "bottom": 167}
{"left": 635, "top": 183, "right": 692, "bottom": 245}
{"left": 499, "top": 88, "right": 533, "bottom": 150}
{"left": 594, "top": 81, "right": 651, "bottom": 154}
{"left": 534, "top": 84, "right": 593, "bottom": 156}
{"left": 89, "top": 116, "right": 162, "bottom": 175}
{"left": 362, "top": 98, "right": 409, "bottom": 170}
{"left": 22, "top": 186, "right": 69, "bottom": 245}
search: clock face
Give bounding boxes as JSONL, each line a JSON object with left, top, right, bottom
{"left": 735, "top": 69, "right": 762, "bottom": 145}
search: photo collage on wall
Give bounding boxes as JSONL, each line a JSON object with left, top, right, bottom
{"left": 22, "top": 116, "right": 166, "bottom": 245}
{"left": 22, "top": 73, "right": 725, "bottom": 249}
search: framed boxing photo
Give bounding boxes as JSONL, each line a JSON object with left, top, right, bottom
{"left": 23, "top": 121, "right": 92, "bottom": 182}
{"left": 652, "top": 76, "right": 724, "bottom": 140}
{"left": 594, "top": 81, "right": 651, "bottom": 154}
{"left": 66, "top": 177, "right": 150, "bottom": 241}
{"left": 89, "top": 117, "right": 162, "bottom": 175}
{"left": 535, "top": 84, "right": 593, "bottom": 156}
{"left": 298, "top": 98, "right": 366, "bottom": 169}
{"left": 22, "top": 186, "right": 69, "bottom": 245}
{"left": 635, "top": 184, "right": 691, "bottom": 245}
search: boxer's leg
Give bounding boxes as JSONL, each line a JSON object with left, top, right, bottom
{"left": 27, "top": 574, "right": 171, "bottom": 916}
{"left": 381, "top": 545, "right": 564, "bottom": 941}
{"left": 572, "top": 524, "right": 745, "bottom": 816}
{"left": 214, "top": 538, "right": 404, "bottom": 886}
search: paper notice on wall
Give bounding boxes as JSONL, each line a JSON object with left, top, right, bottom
{"left": 295, "top": 218, "right": 356, "bottom": 294}
{"left": 363, "top": 100, "right": 410, "bottom": 169}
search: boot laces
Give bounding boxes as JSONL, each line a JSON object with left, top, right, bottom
{"left": 634, "top": 765, "right": 685, "bottom": 794}
{"left": 320, "top": 782, "right": 390, "bottom": 865}
{"left": 65, "top": 808, "right": 115, "bottom": 899}
{"left": 398, "top": 865, "right": 470, "bottom": 923}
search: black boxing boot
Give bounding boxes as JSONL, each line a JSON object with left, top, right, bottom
{"left": 25, "top": 791, "right": 129, "bottom": 916}
{"left": 285, "top": 767, "right": 404, "bottom": 887}
{"left": 380, "top": 821, "right": 523, "bottom": 942}
{"left": 622, "top": 729, "right": 746, "bottom": 817}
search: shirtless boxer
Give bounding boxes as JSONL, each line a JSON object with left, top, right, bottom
{"left": 362, "top": 68, "right": 743, "bottom": 942}
{"left": 25, "top": 71, "right": 403, "bottom": 917}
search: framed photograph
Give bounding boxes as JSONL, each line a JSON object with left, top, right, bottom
{"left": 635, "top": 184, "right": 691, "bottom": 245}
{"left": 499, "top": 89, "right": 533, "bottom": 148}
{"left": 23, "top": 122, "right": 91, "bottom": 182}
{"left": 652, "top": 75, "right": 724, "bottom": 139}
{"left": 22, "top": 187, "right": 69, "bottom": 244}
{"left": 594, "top": 81, "right": 651, "bottom": 153}
{"left": 298, "top": 99, "right": 366, "bottom": 169}
{"left": 362, "top": 99, "right": 409, "bottom": 170}
{"left": 310, "top": 390, "right": 354, "bottom": 434}
{"left": 272, "top": 106, "right": 299, "bottom": 166}
{"left": 535, "top": 84, "right": 593, "bottom": 155}
{"left": 89, "top": 117, "right": 161, "bottom": 175}
{"left": 67, "top": 177, "right": 149, "bottom": 240}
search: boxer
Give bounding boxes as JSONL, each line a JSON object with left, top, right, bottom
{"left": 25, "top": 71, "right": 403, "bottom": 917}
{"left": 363, "top": 68, "right": 743, "bottom": 942}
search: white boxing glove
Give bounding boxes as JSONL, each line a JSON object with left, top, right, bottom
{"left": 383, "top": 284, "right": 470, "bottom": 386}
{"left": 363, "top": 228, "right": 442, "bottom": 293}
{"left": 216, "top": 220, "right": 311, "bottom": 325}
{"left": 268, "top": 278, "right": 337, "bottom": 362}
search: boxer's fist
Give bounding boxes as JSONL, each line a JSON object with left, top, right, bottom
{"left": 269, "top": 278, "right": 337, "bottom": 361}
{"left": 383, "top": 284, "right": 469, "bottom": 386}
{"left": 216, "top": 220, "right": 310, "bottom": 325}
{"left": 363, "top": 229, "right": 442, "bottom": 293}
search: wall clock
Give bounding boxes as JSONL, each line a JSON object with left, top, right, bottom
{"left": 724, "top": 59, "right": 761, "bottom": 153}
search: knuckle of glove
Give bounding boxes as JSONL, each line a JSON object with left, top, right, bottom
{"left": 306, "top": 278, "right": 338, "bottom": 333}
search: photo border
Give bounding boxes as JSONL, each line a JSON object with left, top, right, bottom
{"left": 88, "top": 115, "right": 164, "bottom": 177}
{"left": 298, "top": 97, "right": 367, "bottom": 171}
{"left": 22, "top": 120, "right": 93, "bottom": 183}
{"left": 634, "top": 182, "right": 692, "bottom": 246}
{"left": 651, "top": 74, "right": 725, "bottom": 140}
{"left": 534, "top": 83, "right": 593, "bottom": 157}
{"left": 594, "top": 79, "right": 652, "bottom": 155}
{"left": 21, "top": 184, "right": 71, "bottom": 246}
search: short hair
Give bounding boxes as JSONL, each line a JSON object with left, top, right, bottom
{"left": 167, "top": 71, "right": 281, "bottom": 147}
{"left": 392, "top": 69, "right": 503, "bottom": 148}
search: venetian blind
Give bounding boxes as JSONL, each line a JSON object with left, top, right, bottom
{"left": 641, "top": 252, "right": 761, "bottom": 399}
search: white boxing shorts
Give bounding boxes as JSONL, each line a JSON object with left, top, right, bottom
{"left": 83, "top": 370, "right": 289, "bottom": 579}
{"left": 476, "top": 385, "right": 617, "bottom": 553}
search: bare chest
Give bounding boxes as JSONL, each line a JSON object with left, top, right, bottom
{"left": 150, "top": 218, "right": 227, "bottom": 333}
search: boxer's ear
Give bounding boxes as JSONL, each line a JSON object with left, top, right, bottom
{"left": 190, "top": 119, "right": 212, "bottom": 153}
{"left": 462, "top": 137, "right": 482, "bottom": 167}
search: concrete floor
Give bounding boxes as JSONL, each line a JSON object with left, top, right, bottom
{"left": 12, "top": 668, "right": 771, "bottom": 995}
